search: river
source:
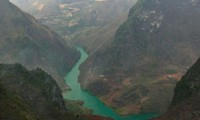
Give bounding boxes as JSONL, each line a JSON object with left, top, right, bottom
{"left": 63, "top": 47, "right": 157, "bottom": 120}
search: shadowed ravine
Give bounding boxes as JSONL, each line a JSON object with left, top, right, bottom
{"left": 63, "top": 47, "right": 157, "bottom": 120}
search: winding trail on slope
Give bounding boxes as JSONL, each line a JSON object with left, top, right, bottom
{"left": 63, "top": 47, "right": 157, "bottom": 120}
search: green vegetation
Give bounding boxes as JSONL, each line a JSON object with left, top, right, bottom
{"left": 0, "top": 64, "right": 66, "bottom": 119}
{"left": 171, "top": 58, "right": 200, "bottom": 106}
{"left": 0, "top": 63, "right": 112, "bottom": 120}
{"left": 0, "top": 63, "right": 99, "bottom": 120}
{"left": 156, "top": 59, "right": 200, "bottom": 119}
{"left": 166, "top": 69, "right": 177, "bottom": 74}
{"left": 0, "top": 84, "right": 38, "bottom": 120}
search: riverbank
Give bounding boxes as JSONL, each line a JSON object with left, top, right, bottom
{"left": 63, "top": 47, "right": 158, "bottom": 120}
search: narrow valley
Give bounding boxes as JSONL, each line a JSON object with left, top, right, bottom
{"left": 2, "top": 0, "right": 200, "bottom": 120}
{"left": 63, "top": 47, "right": 158, "bottom": 120}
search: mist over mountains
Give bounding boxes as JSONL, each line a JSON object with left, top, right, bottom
{"left": 10, "top": 0, "right": 137, "bottom": 53}
{"left": 3, "top": 0, "right": 200, "bottom": 119}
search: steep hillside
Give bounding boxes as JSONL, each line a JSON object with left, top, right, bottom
{"left": 154, "top": 58, "right": 200, "bottom": 120}
{"left": 0, "top": 0, "right": 80, "bottom": 89}
{"left": 79, "top": 0, "right": 200, "bottom": 115}
{"left": 0, "top": 63, "right": 77, "bottom": 120}
{"left": 0, "top": 64, "right": 112, "bottom": 120}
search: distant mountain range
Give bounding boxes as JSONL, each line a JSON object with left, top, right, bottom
{"left": 10, "top": 0, "right": 137, "bottom": 53}
{"left": 10, "top": 0, "right": 63, "bottom": 18}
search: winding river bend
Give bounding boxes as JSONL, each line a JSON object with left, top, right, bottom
{"left": 63, "top": 47, "right": 157, "bottom": 120}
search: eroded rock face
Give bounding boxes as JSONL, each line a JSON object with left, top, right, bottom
{"left": 79, "top": 0, "right": 200, "bottom": 115}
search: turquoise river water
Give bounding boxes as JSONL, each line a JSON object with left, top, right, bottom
{"left": 63, "top": 47, "right": 158, "bottom": 120}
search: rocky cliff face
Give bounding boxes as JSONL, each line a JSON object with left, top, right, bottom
{"left": 0, "top": 0, "right": 80, "bottom": 89}
{"left": 0, "top": 63, "right": 74, "bottom": 120}
{"left": 154, "top": 58, "right": 200, "bottom": 120}
{"left": 79, "top": 0, "right": 200, "bottom": 115}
